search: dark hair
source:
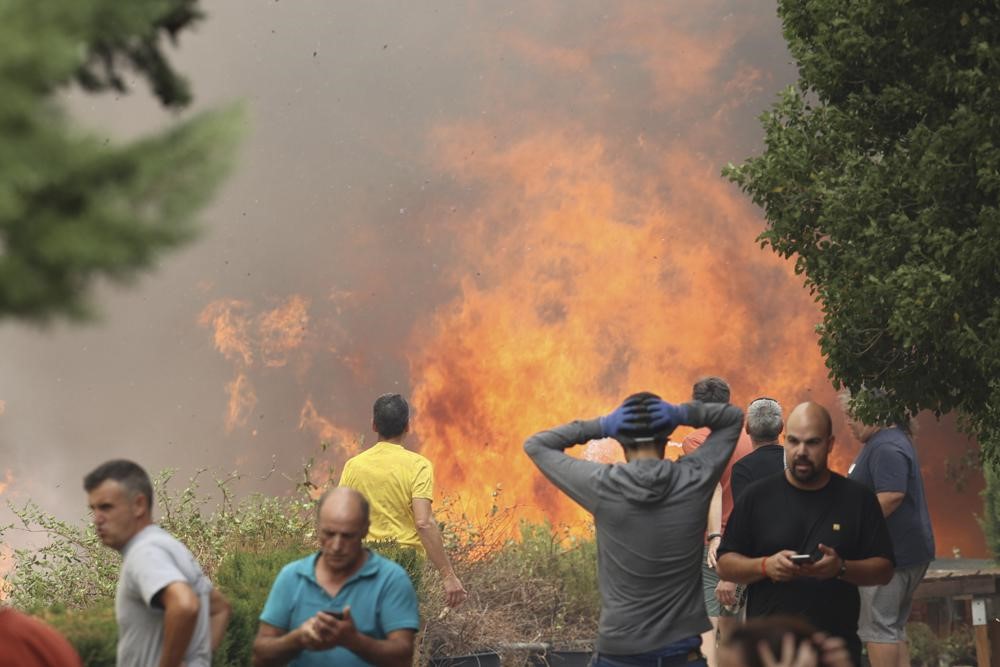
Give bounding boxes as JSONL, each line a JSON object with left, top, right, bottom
{"left": 373, "top": 393, "right": 409, "bottom": 439}
{"left": 83, "top": 459, "right": 154, "bottom": 509}
{"left": 616, "top": 391, "right": 670, "bottom": 449}
{"left": 724, "top": 616, "right": 817, "bottom": 667}
{"left": 693, "top": 376, "right": 730, "bottom": 403}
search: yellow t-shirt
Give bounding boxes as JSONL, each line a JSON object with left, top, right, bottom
{"left": 339, "top": 441, "right": 434, "bottom": 552}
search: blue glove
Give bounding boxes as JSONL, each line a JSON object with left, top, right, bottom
{"left": 645, "top": 399, "right": 687, "bottom": 435}
{"left": 599, "top": 402, "right": 642, "bottom": 438}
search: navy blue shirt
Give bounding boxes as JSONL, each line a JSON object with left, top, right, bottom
{"left": 848, "top": 427, "right": 935, "bottom": 568}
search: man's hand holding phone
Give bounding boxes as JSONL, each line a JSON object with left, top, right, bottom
{"left": 300, "top": 606, "right": 356, "bottom": 650}
{"left": 798, "top": 544, "right": 843, "bottom": 580}
{"left": 763, "top": 550, "right": 802, "bottom": 582}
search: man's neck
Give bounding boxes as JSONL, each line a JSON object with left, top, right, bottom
{"left": 118, "top": 518, "right": 154, "bottom": 553}
{"left": 750, "top": 439, "right": 779, "bottom": 450}
{"left": 860, "top": 425, "right": 884, "bottom": 443}
{"left": 317, "top": 550, "right": 369, "bottom": 588}
{"left": 624, "top": 446, "right": 662, "bottom": 462}
{"left": 378, "top": 435, "right": 406, "bottom": 446}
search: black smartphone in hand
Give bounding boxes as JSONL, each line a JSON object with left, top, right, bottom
{"left": 789, "top": 553, "right": 814, "bottom": 564}
{"left": 322, "top": 609, "right": 345, "bottom": 620}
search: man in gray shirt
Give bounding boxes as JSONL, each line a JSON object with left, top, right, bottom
{"left": 524, "top": 392, "right": 743, "bottom": 666}
{"left": 84, "top": 459, "right": 231, "bottom": 667}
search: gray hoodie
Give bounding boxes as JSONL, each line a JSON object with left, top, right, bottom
{"left": 523, "top": 401, "right": 743, "bottom": 655}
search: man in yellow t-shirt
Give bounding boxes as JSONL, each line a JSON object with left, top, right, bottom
{"left": 339, "top": 393, "right": 468, "bottom": 607}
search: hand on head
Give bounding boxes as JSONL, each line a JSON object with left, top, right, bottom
{"left": 600, "top": 393, "right": 686, "bottom": 439}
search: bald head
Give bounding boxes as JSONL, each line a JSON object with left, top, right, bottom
{"left": 786, "top": 402, "right": 833, "bottom": 439}
{"left": 784, "top": 402, "right": 835, "bottom": 488}
{"left": 317, "top": 486, "right": 370, "bottom": 526}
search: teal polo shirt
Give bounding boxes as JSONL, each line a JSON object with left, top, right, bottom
{"left": 259, "top": 550, "right": 419, "bottom": 666}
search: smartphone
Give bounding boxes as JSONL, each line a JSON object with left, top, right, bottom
{"left": 789, "top": 553, "right": 815, "bottom": 564}
{"left": 322, "top": 609, "right": 345, "bottom": 620}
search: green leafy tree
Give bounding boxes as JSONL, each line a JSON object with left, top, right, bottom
{"left": 724, "top": 1, "right": 1000, "bottom": 459}
{"left": 0, "top": 0, "right": 241, "bottom": 321}
{"left": 980, "top": 465, "right": 1000, "bottom": 560}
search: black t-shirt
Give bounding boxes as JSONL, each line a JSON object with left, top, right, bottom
{"left": 719, "top": 472, "right": 894, "bottom": 658}
{"left": 731, "top": 444, "right": 785, "bottom": 503}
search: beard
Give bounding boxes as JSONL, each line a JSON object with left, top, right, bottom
{"left": 790, "top": 457, "right": 823, "bottom": 484}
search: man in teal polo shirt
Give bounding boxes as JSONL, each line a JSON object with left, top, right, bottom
{"left": 252, "top": 488, "right": 419, "bottom": 667}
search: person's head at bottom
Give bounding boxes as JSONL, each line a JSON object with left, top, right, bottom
{"left": 719, "top": 617, "right": 818, "bottom": 667}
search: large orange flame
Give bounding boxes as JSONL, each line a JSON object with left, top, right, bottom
{"left": 408, "top": 127, "right": 830, "bottom": 528}
{"left": 197, "top": 3, "right": 986, "bottom": 555}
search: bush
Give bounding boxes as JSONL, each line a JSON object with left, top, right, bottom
{"left": 39, "top": 603, "right": 117, "bottom": 667}
{"left": 4, "top": 470, "right": 600, "bottom": 663}
{"left": 906, "top": 622, "right": 941, "bottom": 667}
{"left": 213, "top": 547, "right": 312, "bottom": 666}
{"left": 212, "top": 542, "right": 421, "bottom": 666}
{"left": 419, "top": 520, "right": 598, "bottom": 658}
{"left": 941, "top": 624, "right": 977, "bottom": 666}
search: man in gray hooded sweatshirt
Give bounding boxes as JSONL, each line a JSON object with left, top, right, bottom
{"left": 524, "top": 392, "right": 743, "bottom": 667}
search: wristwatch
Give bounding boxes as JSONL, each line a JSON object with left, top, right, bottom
{"left": 707, "top": 532, "right": 723, "bottom": 541}
{"left": 836, "top": 559, "right": 847, "bottom": 579}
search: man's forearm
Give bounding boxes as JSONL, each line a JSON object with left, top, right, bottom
{"left": 708, "top": 484, "right": 722, "bottom": 535}
{"left": 683, "top": 402, "right": 743, "bottom": 432}
{"left": 523, "top": 419, "right": 603, "bottom": 455}
{"left": 840, "top": 557, "right": 894, "bottom": 586}
{"left": 253, "top": 632, "right": 306, "bottom": 667}
{"left": 159, "top": 604, "right": 199, "bottom": 667}
{"left": 209, "top": 589, "right": 231, "bottom": 651}
{"left": 342, "top": 633, "right": 413, "bottom": 667}
{"left": 682, "top": 403, "right": 744, "bottom": 474}
{"left": 716, "top": 554, "right": 766, "bottom": 585}
{"left": 210, "top": 606, "right": 230, "bottom": 652}
{"left": 417, "top": 518, "right": 456, "bottom": 578}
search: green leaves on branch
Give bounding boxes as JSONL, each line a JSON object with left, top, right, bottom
{"left": 0, "top": 0, "right": 243, "bottom": 322}
{"left": 725, "top": 0, "right": 1000, "bottom": 462}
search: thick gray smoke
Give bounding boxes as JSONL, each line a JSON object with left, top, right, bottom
{"left": 0, "top": 1, "right": 985, "bottom": 557}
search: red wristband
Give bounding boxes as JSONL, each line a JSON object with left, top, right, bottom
{"left": 761, "top": 556, "right": 768, "bottom": 579}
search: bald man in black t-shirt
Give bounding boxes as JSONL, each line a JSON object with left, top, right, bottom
{"left": 717, "top": 402, "right": 894, "bottom": 667}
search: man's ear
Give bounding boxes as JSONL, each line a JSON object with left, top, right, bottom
{"left": 131, "top": 492, "right": 148, "bottom": 519}
{"left": 372, "top": 419, "right": 378, "bottom": 434}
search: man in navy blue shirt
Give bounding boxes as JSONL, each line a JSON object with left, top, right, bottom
{"left": 844, "top": 396, "right": 935, "bottom": 667}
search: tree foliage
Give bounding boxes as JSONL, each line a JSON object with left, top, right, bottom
{"left": 725, "top": 0, "right": 1000, "bottom": 460}
{"left": 0, "top": 0, "right": 241, "bottom": 321}
{"left": 981, "top": 465, "right": 1000, "bottom": 560}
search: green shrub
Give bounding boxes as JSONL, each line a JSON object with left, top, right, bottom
{"left": 5, "top": 470, "right": 600, "bottom": 663}
{"left": 214, "top": 547, "right": 313, "bottom": 666}
{"left": 941, "top": 624, "right": 977, "bottom": 666}
{"left": 212, "top": 541, "right": 420, "bottom": 666}
{"left": 906, "top": 622, "right": 941, "bottom": 667}
{"left": 40, "top": 603, "right": 117, "bottom": 667}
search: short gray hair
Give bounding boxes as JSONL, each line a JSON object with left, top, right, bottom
{"left": 746, "top": 398, "right": 782, "bottom": 440}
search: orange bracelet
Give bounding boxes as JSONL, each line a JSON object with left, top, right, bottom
{"left": 761, "top": 556, "right": 769, "bottom": 579}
